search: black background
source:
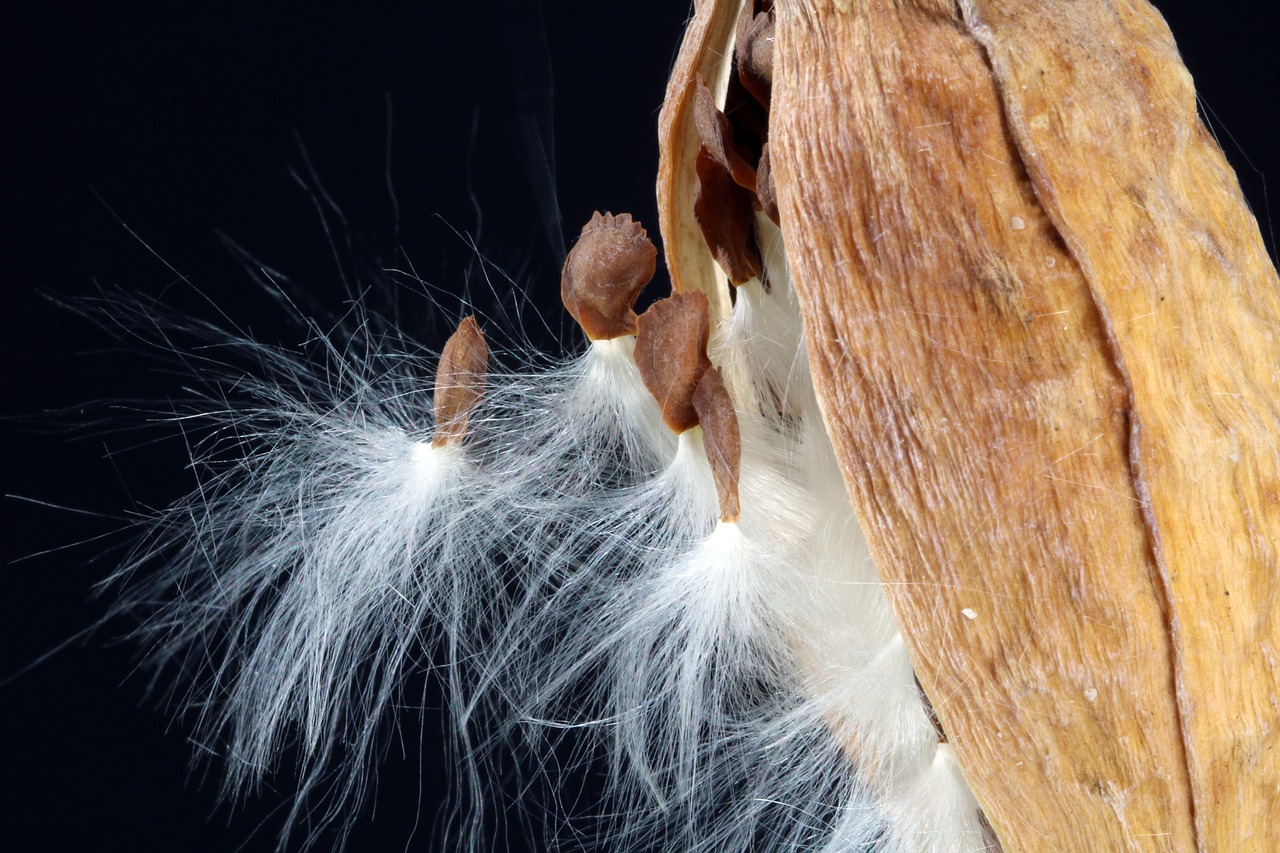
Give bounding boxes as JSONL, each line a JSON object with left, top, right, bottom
{"left": 3, "top": 2, "right": 1277, "bottom": 850}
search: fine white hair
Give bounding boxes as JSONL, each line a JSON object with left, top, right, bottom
{"left": 105, "top": 213, "right": 989, "bottom": 851}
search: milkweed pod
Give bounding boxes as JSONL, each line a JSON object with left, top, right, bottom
{"left": 659, "top": 0, "right": 1280, "bottom": 849}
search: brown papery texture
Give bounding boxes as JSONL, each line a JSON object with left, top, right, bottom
{"left": 736, "top": 10, "right": 775, "bottom": 107}
{"left": 657, "top": 0, "right": 743, "bottom": 327}
{"left": 635, "top": 291, "right": 713, "bottom": 433}
{"left": 560, "top": 211, "right": 658, "bottom": 341}
{"left": 693, "top": 79, "right": 758, "bottom": 193}
{"left": 693, "top": 367, "right": 742, "bottom": 522}
{"left": 961, "top": 2, "right": 1280, "bottom": 846}
{"left": 770, "top": 0, "right": 1221, "bottom": 848}
{"left": 692, "top": 79, "right": 763, "bottom": 286}
{"left": 431, "top": 316, "right": 488, "bottom": 448}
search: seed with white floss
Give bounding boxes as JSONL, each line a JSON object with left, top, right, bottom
{"left": 483, "top": 211, "right": 673, "bottom": 519}
{"left": 713, "top": 212, "right": 809, "bottom": 418}
{"left": 112, "top": 312, "right": 497, "bottom": 841}
{"left": 499, "top": 290, "right": 765, "bottom": 833}
{"left": 457, "top": 213, "right": 685, "bottom": 724}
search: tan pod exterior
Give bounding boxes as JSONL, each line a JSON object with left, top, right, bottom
{"left": 658, "top": 0, "right": 1280, "bottom": 849}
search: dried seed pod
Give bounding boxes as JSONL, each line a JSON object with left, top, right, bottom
{"left": 692, "top": 367, "right": 741, "bottom": 522}
{"left": 634, "top": 291, "right": 712, "bottom": 433}
{"left": 657, "top": 0, "right": 744, "bottom": 325}
{"left": 964, "top": 6, "right": 1280, "bottom": 848}
{"left": 431, "top": 315, "right": 487, "bottom": 447}
{"left": 560, "top": 211, "right": 658, "bottom": 340}
{"left": 660, "top": 0, "right": 1280, "bottom": 849}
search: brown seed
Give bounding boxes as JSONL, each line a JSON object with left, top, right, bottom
{"left": 736, "top": 10, "right": 774, "bottom": 108}
{"left": 431, "top": 316, "right": 488, "bottom": 448}
{"left": 693, "top": 77, "right": 757, "bottom": 191}
{"left": 692, "top": 367, "right": 741, "bottom": 523}
{"left": 634, "top": 291, "right": 712, "bottom": 433}
{"left": 560, "top": 211, "right": 658, "bottom": 341}
{"left": 692, "top": 79, "right": 762, "bottom": 286}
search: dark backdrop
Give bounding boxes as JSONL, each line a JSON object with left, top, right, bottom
{"left": 3, "top": 2, "right": 1277, "bottom": 850}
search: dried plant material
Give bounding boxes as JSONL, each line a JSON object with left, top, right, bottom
{"left": 960, "top": 3, "right": 1280, "bottom": 847}
{"left": 657, "top": 0, "right": 744, "bottom": 326}
{"left": 724, "top": 69, "right": 771, "bottom": 159}
{"left": 692, "top": 367, "right": 742, "bottom": 522}
{"left": 693, "top": 80, "right": 763, "bottom": 285}
{"left": 98, "top": 2, "right": 1280, "bottom": 850}
{"left": 431, "top": 315, "right": 488, "bottom": 447}
{"left": 560, "top": 211, "right": 658, "bottom": 341}
{"left": 736, "top": 10, "right": 774, "bottom": 107}
{"left": 635, "top": 291, "right": 712, "bottom": 433}
{"left": 693, "top": 78, "right": 758, "bottom": 191}
{"left": 769, "top": 1, "right": 1210, "bottom": 848}
{"left": 695, "top": 152, "right": 764, "bottom": 286}
{"left": 756, "top": 141, "right": 779, "bottom": 226}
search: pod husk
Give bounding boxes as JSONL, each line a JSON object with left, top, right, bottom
{"left": 659, "top": 0, "right": 1280, "bottom": 848}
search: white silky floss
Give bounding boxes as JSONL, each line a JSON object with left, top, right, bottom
{"left": 493, "top": 335, "right": 674, "bottom": 498}
{"left": 115, "top": 355, "right": 489, "bottom": 840}
{"left": 462, "top": 335, "right": 675, "bottom": 678}
{"left": 705, "top": 232, "right": 988, "bottom": 851}
{"left": 715, "top": 214, "right": 810, "bottom": 411}
{"left": 115, "top": 198, "right": 996, "bottom": 851}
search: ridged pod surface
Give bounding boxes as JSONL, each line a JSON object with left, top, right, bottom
{"left": 659, "top": 0, "right": 1280, "bottom": 849}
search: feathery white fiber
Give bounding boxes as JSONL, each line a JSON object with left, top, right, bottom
{"left": 107, "top": 307, "right": 497, "bottom": 839}
{"left": 107, "top": 221, "right": 997, "bottom": 849}
{"left": 488, "top": 334, "right": 675, "bottom": 508}
{"left": 100, "top": 138, "right": 997, "bottom": 852}
{"left": 712, "top": 213, "right": 810, "bottom": 416}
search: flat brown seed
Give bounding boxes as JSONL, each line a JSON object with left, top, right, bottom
{"left": 693, "top": 75, "right": 728, "bottom": 160}
{"left": 634, "top": 291, "right": 712, "bottom": 433}
{"left": 691, "top": 78, "right": 763, "bottom": 285}
{"left": 692, "top": 367, "right": 741, "bottom": 523}
{"left": 431, "top": 316, "right": 488, "bottom": 447}
{"left": 693, "top": 77, "right": 757, "bottom": 191}
{"left": 694, "top": 148, "right": 763, "bottom": 285}
{"left": 560, "top": 211, "right": 658, "bottom": 340}
{"left": 736, "top": 11, "right": 774, "bottom": 108}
